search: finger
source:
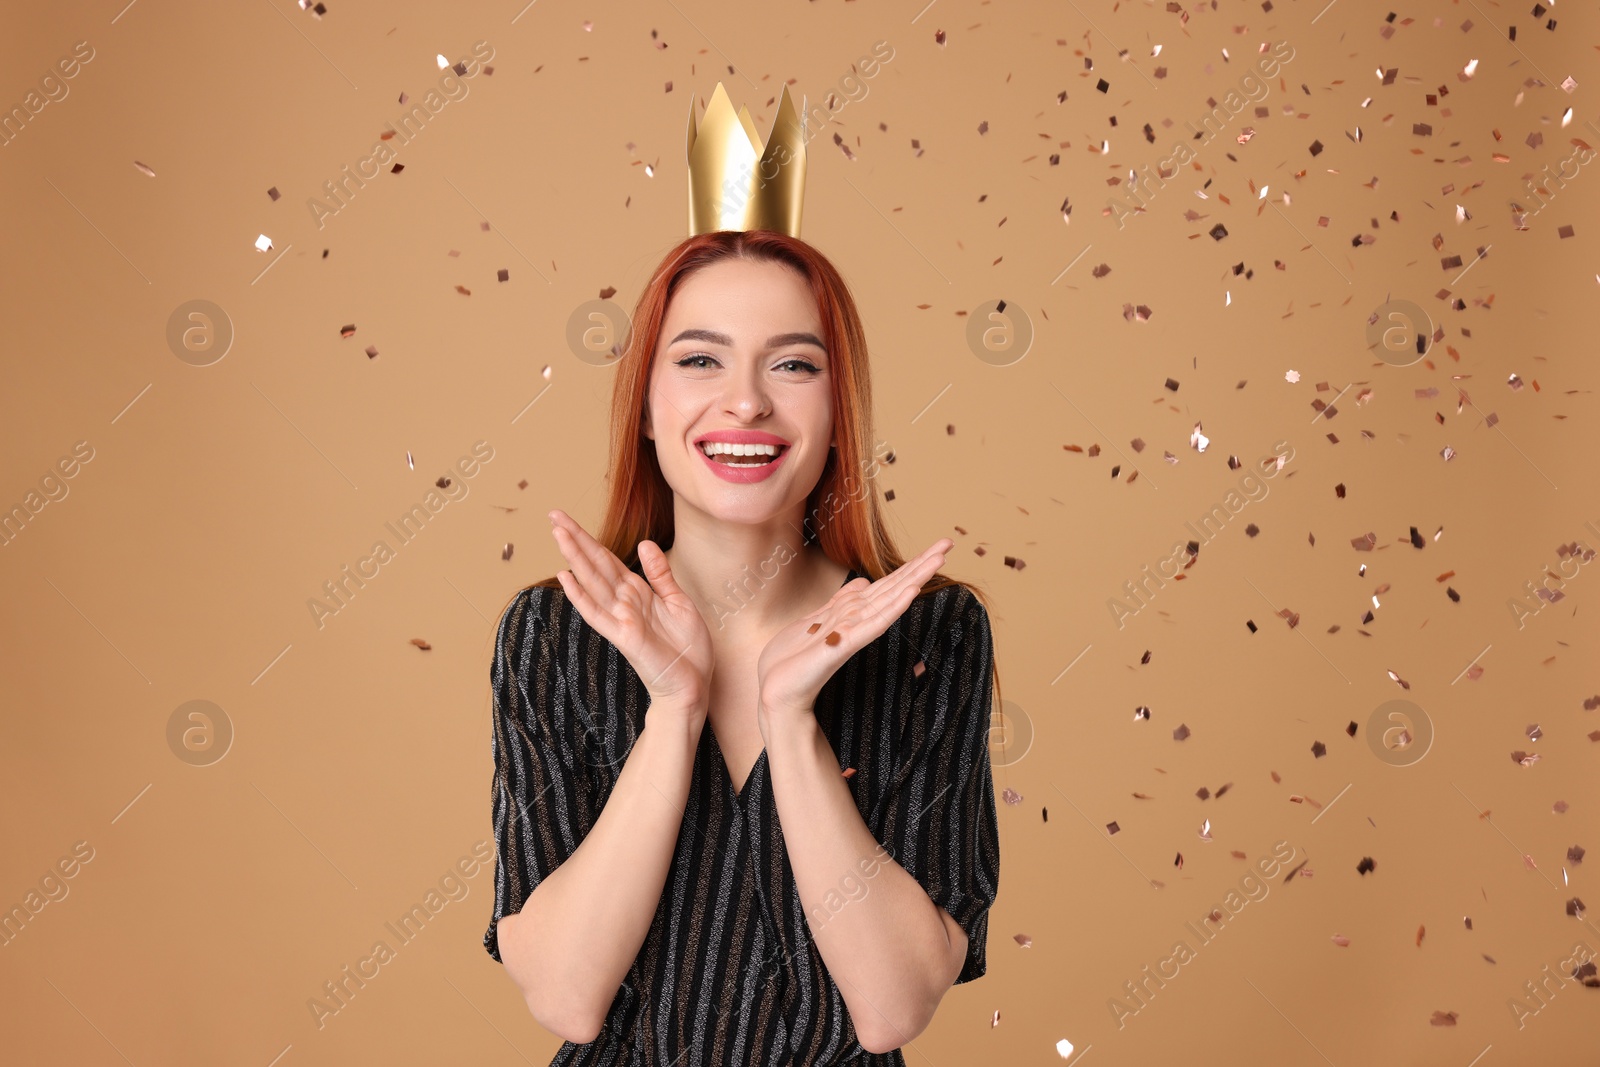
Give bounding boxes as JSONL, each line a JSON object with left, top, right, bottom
{"left": 550, "top": 516, "right": 626, "bottom": 612}
{"left": 635, "top": 540, "right": 687, "bottom": 603}
{"left": 862, "top": 537, "right": 953, "bottom": 606}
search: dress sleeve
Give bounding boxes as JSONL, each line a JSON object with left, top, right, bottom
{"left": 869, "top": 586, "right": 1000, "bottom": 985}
{"left": 483, "top": 585, "right": 598, "bottom": 964}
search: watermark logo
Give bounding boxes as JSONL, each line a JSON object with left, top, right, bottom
{"left": 565, "top": 298, "right": 629, "bottom": 366}
{"left": 167, "top": 300, "right": 234, "bottom": 366}
{"left": 966, "top": 299, "right": 1034, "bottom": 367}
{"left": 1364, "top": 699, "right": 1433, "bottom": 767}
{"left": 990, "top": 699, "right": 1034, "bottom": 767}
{"left": 1508, "top": 529, "right": 1596, "bottom": 629}
{"left": 1366, "top": 299, "right": 1432, "bottom": 367}
{"left": 166, "top": 699, "right": 235, "bottom": 766}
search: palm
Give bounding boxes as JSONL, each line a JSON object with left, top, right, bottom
{"left": 548, "top": 511, "right": 713, "bottom": 708}
{"left": 605, "top": 573, "right": 714, "bottom": 703}
{"left": 756, "top": 538, "right": 954, "bottom": 722}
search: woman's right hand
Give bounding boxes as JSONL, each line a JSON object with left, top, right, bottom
{"left": 548, "top": 510, "right": 713, "bottom": 721}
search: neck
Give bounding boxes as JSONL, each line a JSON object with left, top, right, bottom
{"left": 664, "top": 519, "right": 826, "bottom": 642}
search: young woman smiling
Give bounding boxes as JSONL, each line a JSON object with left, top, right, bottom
{"left": 484, "top": 229, "right": 1001, "bottom": 1066}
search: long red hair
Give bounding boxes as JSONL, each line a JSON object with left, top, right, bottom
{"left": 498, "top": 229, "right": 1001, "bottom": 711}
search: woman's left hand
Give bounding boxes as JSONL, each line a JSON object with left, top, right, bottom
{"left": 756, "top": 537, "right": 954, "bottom": 742}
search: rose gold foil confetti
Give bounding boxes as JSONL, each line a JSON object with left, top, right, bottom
{"left": 824, "top": 630, "right": 841, "bottom": 646}
{"left": 1429, "top": 1011, "right": 1458, "bottom": 1027}
{"left": 1331, "top": 934, "right": 1351, "bottom": 947}
{"left": 1013, "top": 933, "right": 1031, "bottom": 948}
{"left": 841, "top": 767, "right": 856, "bottom": 779}
{"left": 1002, "top": 787, "right": 1023, "bottom": 805}
{"left": 409, "top": 638, "right": 431, "bottom": 650}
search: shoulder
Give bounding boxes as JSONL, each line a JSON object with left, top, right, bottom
{"left": 495, "top": 582, "right": 574, "bottom": 652}
{"left": 909, "top": 580, "right": 990, "bottom": 644}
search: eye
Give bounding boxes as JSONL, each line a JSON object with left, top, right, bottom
{"left": 673, "top": 353, "right": 822, "bottom": 374}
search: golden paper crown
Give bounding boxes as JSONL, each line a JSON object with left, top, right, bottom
{"left": 686, "top": 82, "right": 808, "bottom": 237}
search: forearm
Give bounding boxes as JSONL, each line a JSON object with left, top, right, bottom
{"left": 764, "top": 714, "right": 955, "bottom": 1054}
{"left": 498, "top": 703, "right": 704, "bottom": 1042}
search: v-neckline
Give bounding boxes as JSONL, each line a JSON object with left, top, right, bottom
{"left": 702, "top": 564, "right": 861, "bottom": 807}
{"left": 707, "top": 723, "right": 764, "bottom": 805}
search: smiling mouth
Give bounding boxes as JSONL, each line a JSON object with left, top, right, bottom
{"left": 699, "top": 443, "right": 789, "bottom": 467}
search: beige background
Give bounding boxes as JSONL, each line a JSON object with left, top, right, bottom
{"left": 2, "top": 1, "right": 1597, "bottom": 1064}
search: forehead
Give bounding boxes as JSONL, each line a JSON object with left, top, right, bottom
{"left": 661, "top": 258, "right": 822, "bottom": 336}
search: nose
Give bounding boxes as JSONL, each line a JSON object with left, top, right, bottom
{"left": 721, "top": 362, "right": 773, "bottom": 420}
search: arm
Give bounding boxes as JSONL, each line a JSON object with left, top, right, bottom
{"left": 758, "top": 584, "right": 1000, "bottom": 1055}
{"left": 496, "top": 706, "right": 704, "bottom": 1042}
{"left": 485, "top": 585, "right": 709, "bottom": 1044}
{"left": 763, "top": 715, "right": 968, "bottom": 1055}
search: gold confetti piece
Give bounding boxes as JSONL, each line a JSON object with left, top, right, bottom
{"left": 1416, "top": 924, "right": 1425, "bottom": 947}
{"left": 410, "top": 638, "right": 431, "bottom": 650}
{"left": 1429, "top": 1011, "right": 1458, "bottom": 1027}
{"left": 133, "top": 161, "right": 156, "bottom": 177}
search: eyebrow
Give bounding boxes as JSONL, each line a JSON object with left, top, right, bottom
{"left": 667, "top": 328, "right": 828, "bottom": 355}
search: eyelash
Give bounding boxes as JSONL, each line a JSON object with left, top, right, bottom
{"left": 674, "top": 353, "right": 822, "bottom": 374}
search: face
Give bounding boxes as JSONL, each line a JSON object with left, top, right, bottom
{"left": 642, "top": 257, "right": 834, "bottom": 531}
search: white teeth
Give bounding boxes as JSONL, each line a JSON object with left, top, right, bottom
{"left": 700, "top": 441, "right": 782, "bottom": 457}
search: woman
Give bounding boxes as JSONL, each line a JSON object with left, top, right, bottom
{"left": 483, "top": 228, "right": 1001, "bottom": 1065}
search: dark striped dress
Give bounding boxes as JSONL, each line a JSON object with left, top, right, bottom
{"left": 483, "top": 557, "right": 1000, "bottom": 1066}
